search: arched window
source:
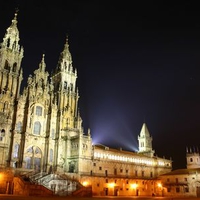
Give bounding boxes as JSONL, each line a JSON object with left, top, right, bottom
{"left": 4, "top": 60, "right": 10, "bottom": 70}
{"left": 36, "top": 106, "right": 42, "bottom": 116}
{"left": 64, "top": 81, "right": 67, "bottom": 90}
{"left": 70, "top": 83, "right": 73, "bottom": 91}
{"left": 51, "top": 129, "right": 55, "bottom": 139}
{"left": 33, "top": 121, "right": 41, "bottom": 135}
{"left": 13, "top": 143, "right": 19, "bottom": 158}
{"left": 26, "top": 146, "right": 33, "bottom": 153}
{"left": 49, "top": 149, "right": 53, "bottom": 162}
{"left": 25, "top": 146, "right": 42, "bottom": 171}
{"left": 35, "top": 147, "right": 41, "bottom": 154}
{"left": 69, "top": 162, "right": 75, "bottom": 173}
{"left": 0, "top": 129, "right": 5, "bottom": 141}
{"left": 6, "top": 38, "right": 10, "bottom": 48}
{"left": 16, "top": 121, "right": 22, "bottom": 132}
{"left": 13, "top": 63, "right": 17, "bottom": 72}
{"left": 12, "top": 41, "right": 16, "bottom": 49}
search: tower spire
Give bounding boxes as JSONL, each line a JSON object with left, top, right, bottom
{"left": 1, "top": 10, "right": 21, "bottom": 51}
{"left": 138, "top": 123, "right": 155, "bottom": 157}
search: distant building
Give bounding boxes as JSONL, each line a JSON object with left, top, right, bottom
{"left": 0, "top": 12, "right": 172, "bottom": 196}
{"left": 159, "top": 147, "right": 200, "bottom": 197}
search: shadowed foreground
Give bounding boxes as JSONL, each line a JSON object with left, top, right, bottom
{"left": 1, "top": 194, "right": 200, "bottom": 200}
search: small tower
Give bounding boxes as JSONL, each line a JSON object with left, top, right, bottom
{"left": 186, "top": 146, "right": 200, "bottom": 169}
{"left": 138, "top": 123, "right": 155, "bottom": 157}
{"left": 0, "top": 11, "right": 23, "bottom": 99}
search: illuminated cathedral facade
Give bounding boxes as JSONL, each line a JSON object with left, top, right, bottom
{"left": 0, "top": 13, "right": 172, "bottom": 196}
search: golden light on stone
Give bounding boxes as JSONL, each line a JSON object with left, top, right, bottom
{"left": 131, "top": 183, "right": 138, "bottom": 189}
{"left": 157, "top": 183, "right": 162, "bottom": 188}
{"left": 108, "top": 183, "right": 115, "bottom": 188}
{"left": 82, "top": 181, "right": 88, "bottom": 186}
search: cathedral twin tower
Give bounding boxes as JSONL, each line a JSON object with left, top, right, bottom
{"left": 0, "top": 12, "right": 92, "bottom": 173}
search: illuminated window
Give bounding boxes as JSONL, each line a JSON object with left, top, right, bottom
{"left": 34, "top": 121, "right": 41, "bottom": 135}
{"left": 36, "top": 106, "right": 42, "bottom": 116}
{"left": 16, "top": 121, "right": 22, "bottom": 132}
{"left": 49, "top": 149, "right": 53, "bottom": 162}
{"left": 51, "top": 129, "right": 55, "bottom": 138}
{"left": 35, "top": 147, "right": 41, "bottom": 154}
{"left": 27, "top": 146, "right": 33, "bottom": 153}
{"left": 13, "top": 144, "right": 19, "bottom": 158}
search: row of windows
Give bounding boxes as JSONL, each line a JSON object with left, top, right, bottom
{"left": 94, "top": 152, "right": 165, "bottom": 166}
{"left": 166, "top": 177, "right": 188, "bottom": 183}
{"left": 13, "top": 144, "right": 54, "bottom": 163}
{"left": 64, "top": 81, "right": 74, "bottom": 91}
{"left": 189, "top": 157, "right": 199, "bottom": 163}
{"left": 167, "top": 187, "right": 189, "bottom": 193}
{"left": 16, "top": 121, "right": 56, "bottom": 137}
{"left": 95, "top": 179, "right": 152, "bottom": 188}
{"left": 92, "top": 165, "right": 153, "bottom": 177}
{"left": 4, "top": 60, "right": 17, "bottom": 72}
{"left": 140, "top": 142, "right": 145, "bottom": 147}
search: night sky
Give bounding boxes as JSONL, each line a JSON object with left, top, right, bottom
{"left": 1, "top": 1, "right": 200, "bottom": 170}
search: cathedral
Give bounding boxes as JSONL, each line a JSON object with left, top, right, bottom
{"left": 0, "top": 12, "right": 172, "bottom": 196}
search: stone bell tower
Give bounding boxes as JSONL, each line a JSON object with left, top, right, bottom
{"left": 0, "top": 11, "right": 23, "bottom": 166}
{"left": 138, "top": 123, "right": 155, "bottom": 157}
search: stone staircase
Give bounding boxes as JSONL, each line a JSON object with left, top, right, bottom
{"left": 28, "top": 172, "right": 86, "bottom": 196}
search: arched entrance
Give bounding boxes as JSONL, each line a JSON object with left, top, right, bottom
{"left": 24, "top": 146, "right": 42, "bottom": 171}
